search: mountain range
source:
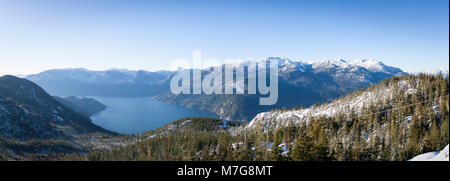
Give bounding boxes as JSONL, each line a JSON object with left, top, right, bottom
{"left": 26, "top": 57, "right": 405, "bottom": 121}
{"left": 1, "top": 60, "right": 447, "bottom": 161}
{"left": 26, "top": 68, "right": 173, "bottom": 97}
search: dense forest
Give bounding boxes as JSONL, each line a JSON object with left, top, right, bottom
{"left": 60, "top": 74, "right": 448, "bottom": 161}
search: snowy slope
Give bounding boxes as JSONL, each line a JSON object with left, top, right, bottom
{"left": 243, "top": 76, "right": 417, "bottom": 131}
{"left": 410, "top": 145, "right": 449, "bottom": 161}
{"left": 431, "top": 145, "right": 449, "bottom": 161}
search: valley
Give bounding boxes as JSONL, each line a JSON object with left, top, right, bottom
{"left": 2, "top": 70, "right": 448, "bottom": 161}
{"left": 26, "top": 57, "right": 405, "bottom": 122}
{"left": 1, "top": 58, "right": 448, "bottom": 161}
{"left": 58, "top": 73, "right": 449, "bottom": 161}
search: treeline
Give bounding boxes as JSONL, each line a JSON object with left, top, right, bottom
{"left": 61, "top": 73, "right": 449, "bottom": 161}
{"left": 267, "top": 73, "right": 449, "bottom": 161}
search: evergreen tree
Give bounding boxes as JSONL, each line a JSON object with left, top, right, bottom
{"left": 271, "top": 129, "right": 284, "bottom": 161}
{"left": 291, "top": 133, "right": 314, "bottom": 161}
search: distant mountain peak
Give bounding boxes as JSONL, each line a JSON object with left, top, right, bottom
{"left": 106, "top": 67, "right": 135, "bottom": 72}
{"left": 312, "top": 58, "right": 350, "bottom": 69}
{"left": 353, "top": 58, "right": 383, "bottom": 66}
{"left": 263, "top": 56, "right": 292, "bottom": 64}
{"left": 326, "top": 58, "right": 348, "bottom": 64}
{"left": 261, "top": 57, "right": 307, "bottom": 72}
{"left": 352, "top": 59, "right": 404, "bottom": 74}
{"left": 355, "top": 58, "right": 375, "bottom": 63}
{"left": 358, "top": 58, "right": 368, "bottom": 63}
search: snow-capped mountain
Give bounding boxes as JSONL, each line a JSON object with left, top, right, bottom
{"left": 234, "top": 73, "right": 448, "bottom": 161}
{"left": 263, "top": 57, "right": 308, "bottom": 72}
{"left": 309, "top": 58, "right": 402, "bottom": 74}
{"left": 351, "top": 58, "right": 403, "bottom": 74}
{"left": 156, "top": 57, "right": 405, "bottom": 121}
{"left": 260, "top": 57, "right": 403, "bottom": 76}
{"left": 27, "top": 68, "right": 173, "bottom": 85}
{"left": 26, "top": 68, "right": 173, "bottom": 96}
{"left": 26, "top": 57, "right": 405, "bottom": 121}
{"left": 243, "top": 74, "right": 417, "bottom": 131}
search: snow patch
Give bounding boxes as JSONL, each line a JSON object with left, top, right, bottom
{"left": 410, "top": 145, "right": 449, "bottom": 161}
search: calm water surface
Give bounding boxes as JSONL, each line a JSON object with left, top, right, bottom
{"left": 90, "top": 97, "right": 219, "bottom": 134}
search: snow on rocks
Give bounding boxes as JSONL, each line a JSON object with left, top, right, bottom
{"left": 243, "top": 76, "right": 418, "bottom": 131}
{"left": 410, "top": 145, "right": 449, "bottom": 161}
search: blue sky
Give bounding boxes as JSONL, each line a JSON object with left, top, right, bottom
{"left": 0, "top": 0, "right": 448, "bottom": 75}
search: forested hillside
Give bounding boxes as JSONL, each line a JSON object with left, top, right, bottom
{"left": 61, "top": 74, "right": 449, "bottom": 161}
{"left": 0, "top": 75, "right": 118, "bottom": 160}
{"left": 53, "top": 96, "right": 107, "bottom": 117}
